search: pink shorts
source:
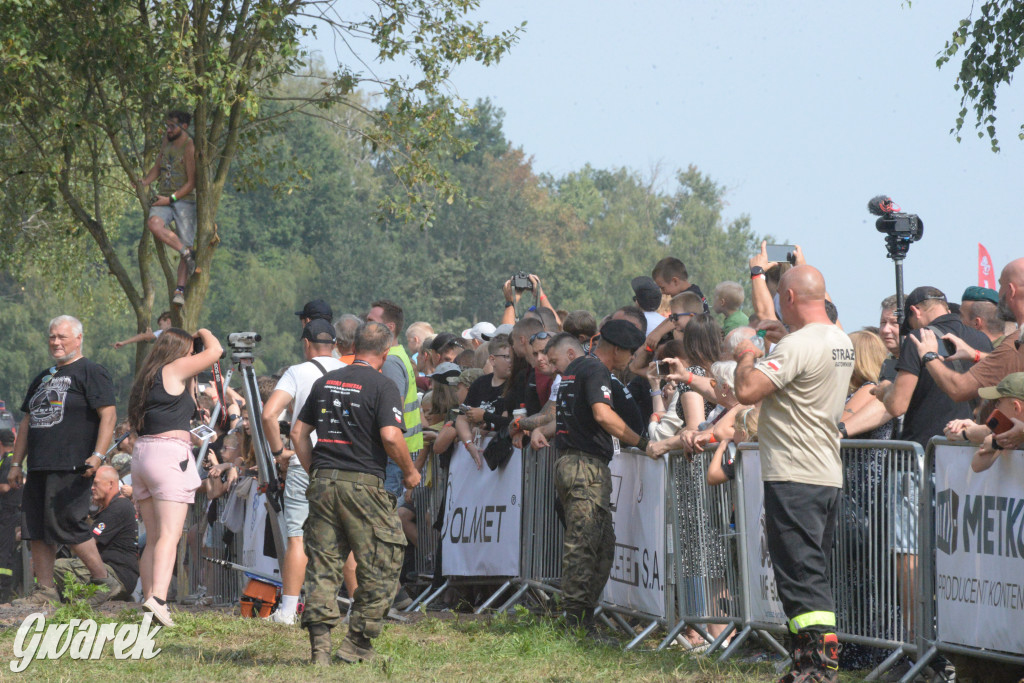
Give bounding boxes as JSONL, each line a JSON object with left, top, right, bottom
{"left": 131, "top": 435, "right": 202, "bottom": 503}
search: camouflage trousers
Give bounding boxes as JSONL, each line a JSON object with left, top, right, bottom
{"left": 554, "top": 451, "right": 615, "bottom": 616}
{"left": 300, "top": 470, "right": 406, "bottom": 637}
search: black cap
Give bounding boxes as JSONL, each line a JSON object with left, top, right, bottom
{"left": 599, "top": 319, "right": 645, "bottom": 352}
{"left": 0, "top": 429, "right": 14, "bottom": 446}
{"left": 631, "top": 276, "right": 662, "bottom": 311}
{"left": 901, "top": 286, "right": 947, "bottom": 336}
{"left": 302, "top": 318, "right": 336, "bottom": 344}
{"left": 429, "top": 332, "right": 462, "bottom": 353}
{"left": 295, "top": 299, "right": 333, "bottom": 321}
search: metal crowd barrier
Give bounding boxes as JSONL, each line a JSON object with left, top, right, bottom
{"left": 830, "top": 440, "right": 924, "bottom": 679}
{"left": 176, "top": 488, "right": 246, "bottom": 605}
{"left": 903, "top": 438, "right": 1024, "bottom": 681}
{"left": 660, "top": 446, "right": 745, "bottom": 655}
{"left": 404, "top": 449, "right": 449, "bottom": 610}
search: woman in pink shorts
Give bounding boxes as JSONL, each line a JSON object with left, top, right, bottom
{"left": 127, "top": 327, "right": 222, "bottom": 626}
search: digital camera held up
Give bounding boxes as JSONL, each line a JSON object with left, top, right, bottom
{"left": 510, "top": 271, "right": 533, "bottom": 291}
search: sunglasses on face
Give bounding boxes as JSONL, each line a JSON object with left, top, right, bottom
{"left": 491, "top": 354, "right": 511, "bottom": 360}
{"left": 529, "top": 331, "right": 553, "bottom": 344}
{"left": 668, "top": 312, "right": 695, "bottom": 323}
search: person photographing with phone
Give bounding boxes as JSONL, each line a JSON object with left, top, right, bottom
{"left": 127, "top": 326, "right": 223, "bottom": 626}
{"left": 963, "top": 373, "right": 1024, "bottom": 472}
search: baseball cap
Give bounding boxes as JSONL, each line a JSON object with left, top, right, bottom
{"left": 295, "top": 299, "right": 333, "bottom": 321}
{"left": 302, "top": 318, "right": 337, "bottom": 344}
{"left": 458, "top": 367, "right": 484, "bottom": 387}
{"left": 962, "top": 286, "right": 999, "bottom": 306}
{"left": 905, "top": 286, "right": 946, "bottom": 309}
{"left": 462, "top": 321, "right": 496, "bottom": 341}
{"left": 430, "top": 362, "right": 462, "bottom": 385}
{"left": 631, "top": 276, "right": 663, "bottom": 312}
{"left": 599, "top": 319, "right": 645, "bottom": 352}
{"left": 429, "top": 332, "right": 463, "bottom": 353}
{"left": 481, "top": 323, "right": 514, "bottom": 341}
{"left": 978, "top": 372, "right": 1024, "bottom": 401}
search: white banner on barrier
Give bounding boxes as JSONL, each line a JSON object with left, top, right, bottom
{"left": 441, "top": 440, "right": 522, "bottom": 577}
{"left": 601, "top": 450, "right": 667, "bottom": 619}
{"left": 934, "top": 443, "right": 1024, "bottom": 655}
{"left": 739, "top": 450, "right": 787, "bottom": 625}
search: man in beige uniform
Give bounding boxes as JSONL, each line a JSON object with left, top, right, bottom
{"left": 138, "top": 110, "right": 197, "bottom": 306}
{"left": 733, "top": 266, "right": 854, "bottom": 683}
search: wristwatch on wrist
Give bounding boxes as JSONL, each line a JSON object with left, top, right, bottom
{"left": 749, "top": 266, "right": 765, "bottom": 277}
{"left": 921, "top": 351, "right": 941, "bottom": 364}
{"left": 636, "top": 436, "right": 650, "bottom": 451}
{"left": 271, "top": 447, "right": 284, "bottom": 457}
{"left": 838, "top": 422, "right": 849, "bottom": 439}
{"left": 505, "top": 300, "right": 515, "bottom": 308}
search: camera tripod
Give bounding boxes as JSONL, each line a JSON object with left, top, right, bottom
{"left": 196, "top": 347, "right": 286, "bottom": 572}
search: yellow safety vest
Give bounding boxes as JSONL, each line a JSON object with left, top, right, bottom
{"left": 388, "top": 345, "right": 422, "bottom": 456}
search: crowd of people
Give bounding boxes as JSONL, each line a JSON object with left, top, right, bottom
{"left": 2, "top": 244, "right": 1024, "bottom": 683}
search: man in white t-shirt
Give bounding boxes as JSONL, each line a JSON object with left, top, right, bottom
{"left": 262, "top": 318, "right": 345, "bottom": 624}
{"left": 732, "top": 266, "right": 853, "bottom": 683}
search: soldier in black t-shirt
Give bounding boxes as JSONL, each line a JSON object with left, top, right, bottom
{"left": 292, "top": 321, "right": 421, "bottom": 665}
{"left": 8, "top": 316, "right": 119, "bottom": 608}
{"left": 544, "top": 325, "right": 654, "bottom": 640}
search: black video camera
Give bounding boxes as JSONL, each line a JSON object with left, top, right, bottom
{"left": 510, "top": 271, "right": 533, "bottom": 291}
{"left": 869, "top": 196, "right": 923, "bottom": 241}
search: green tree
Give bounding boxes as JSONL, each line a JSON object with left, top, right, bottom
{"left": 0, "top": 0, "right": 523, "bottom": 371}
{"left": 937, "top": 1, "right": 1024, "bottom": 151}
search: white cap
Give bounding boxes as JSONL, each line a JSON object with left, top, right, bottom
{"left": 461, "top": 321, "right": 496, "bottom": 341}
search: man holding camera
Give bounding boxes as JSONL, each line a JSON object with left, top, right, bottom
{"left": 873, "top": 286, "right": 990, "bottom": 447}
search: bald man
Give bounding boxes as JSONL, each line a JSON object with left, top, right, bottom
{"left": 54, "top": 465, "right": 139, "bottom": 603}
{"left": 732, "top": 266, "right": 853, "bottom": 683}
{"left": 910, "top": 257, "right": 1024, "bottom": 404}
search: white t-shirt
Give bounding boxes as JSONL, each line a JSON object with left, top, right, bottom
{"left": 548, "top": 374, "right": 561, "bottom": 403}
{"left": 644, "top": 311, "right": 666, "bottom": 336}
{"left": 274, "top": 355, "right": 345, "bottom": 462}
{"left": 755, "top": 323, "right": 853, "bottom": 488}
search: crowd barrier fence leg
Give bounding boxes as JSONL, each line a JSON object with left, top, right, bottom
{"left": 625, "top": 620, "right": 660, "bottom": 651}
{"left": 474, "top": 580, "right": 513, "bottom": 614}
{"left": 658, "top": 618, "right": 691, "bottom": 651}
{"left": 496, "top": 582, "right": 531, "bottom": 614}
{"left": 755, "top": 629, "right": 789, "bottom": 658}
{"left": 717, "top": 625, "right": 754, "bottom": 661}
{"left": 704, "top": 621, "right": 737, "bottom": 656}
{"left": 865, "top": 647, "right": 908, "bottom": 682}
{"left": 900, "top": 644, "right": 939, "bottom": 683}
{"left": 407, "top": 579, "right": 449, "bottom": 613}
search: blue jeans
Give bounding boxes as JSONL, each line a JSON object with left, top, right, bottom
{"left": 384, "top": 461, "right": 403, "bottom": 497}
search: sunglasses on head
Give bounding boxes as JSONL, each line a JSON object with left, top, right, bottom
{"left": 668, "top": 312, "right": 695, "bottom": 323}
{"left": 529, "top": 331, "right": 553, "bottom": 344}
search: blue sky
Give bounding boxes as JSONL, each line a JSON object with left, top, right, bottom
{"left": 306, "top": 1, "right": 1023, "bottom": 329}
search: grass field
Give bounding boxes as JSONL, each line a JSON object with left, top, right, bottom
{"left": 0, "top": 602, "right": 878, "bottom": 682}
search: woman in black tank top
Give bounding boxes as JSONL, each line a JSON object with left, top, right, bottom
{"left": 127, "top": 326, "right": 223, "bottom": 627}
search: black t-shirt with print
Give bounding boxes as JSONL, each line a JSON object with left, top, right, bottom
{"left": 464, "top": 373, "right": 510, "bottom": 431}
{"left": 20, "top": 358, "right": 115, "bottom": 471}
{"left": 91, "top": 494, "right": 139, "bottom": 591}
{"left": 298, "top": 363, "right": 407, "bottom": 478}
{"left": 554, "top": 356, "right": 617, "bottom": 460}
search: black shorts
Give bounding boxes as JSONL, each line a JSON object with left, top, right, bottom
{"left": 21, "top": 471, "right": 93, "bottom": 546}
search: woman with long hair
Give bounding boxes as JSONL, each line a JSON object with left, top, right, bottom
{"left": 128, "top": 327, "right": 222, "bottom": 626}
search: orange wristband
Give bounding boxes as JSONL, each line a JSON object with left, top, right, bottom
{"left": 973, "top": 350, "right": 981, "bottom": 363}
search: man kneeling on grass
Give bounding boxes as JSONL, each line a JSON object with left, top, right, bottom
{"left": 54, "top": 466, "right": 139, "bottom": 602}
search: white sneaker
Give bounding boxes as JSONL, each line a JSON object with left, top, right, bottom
{"left": 265, "top": 609, "right": 296, "bottom": 625}
{"left": 142, "top": 596, "right": 175, "bottom": 628}
{"left": 172, "top": 289, "right": 185, "bottom": 306}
